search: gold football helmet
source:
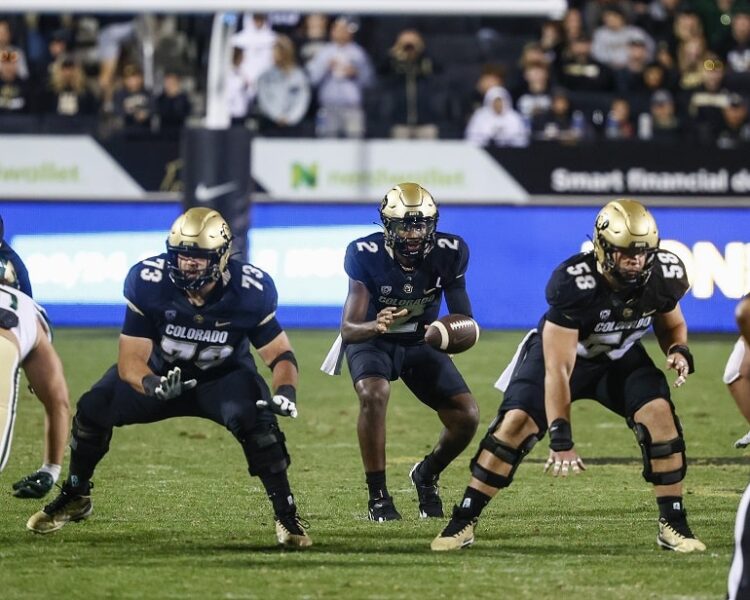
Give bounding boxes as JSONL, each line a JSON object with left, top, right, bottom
{"left": 593, "top": 199, "right": 659, "bottom": 288}
{"left": 0, "top": 257, "right": 19, "bottom": 289}
{"left": 166, "top": 207, "right": 233, "bottom": 290}
{"left": 379, "top": 182, "right": 438, "bottom": 260}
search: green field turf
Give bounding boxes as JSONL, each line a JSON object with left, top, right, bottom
{"left": 0, "top": 328, "right": 747, "bottom": 599}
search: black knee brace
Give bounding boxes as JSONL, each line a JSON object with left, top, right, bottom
{"left": 628, "top": 415, "right": 687, "bottom": 486}
{"left": 470, "top": 430, "right": 538, "bottom": 489}
{"left": 242, "top": 425, "right": 291, "bottom": 478}
{"left": 69, "top": 414, "right": 112, "bottom": 455}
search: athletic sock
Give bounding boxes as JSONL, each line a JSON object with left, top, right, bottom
{"left": 458, "top": 486, "right": 491, "bottom": 519}
{"left": 366, "top": 470, "right": 388, "bottom": 500}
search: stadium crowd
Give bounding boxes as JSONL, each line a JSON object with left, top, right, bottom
{"left": 0, "top": 1, "right": 749, "bottom": 146}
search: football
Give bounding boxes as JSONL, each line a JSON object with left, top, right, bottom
{"left": 424, "top": 314, "right": 480, "bottom": 354}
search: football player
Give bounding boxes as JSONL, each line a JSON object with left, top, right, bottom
{"left": 27, "top": 208, "right": 312, "bottom": 548}
{"left": 0, "top": 258, "right": 70, "bottom": 498}
{"left": 724, "top": 297, "right": 750, "bottom": 448}
{"left": 0, "top": 214, "right": 33, "bottom": 297}
{"left": 328, "top": 182, "right": 479, "bottom": 522}
{"left": 432, "top": 199, "right": 705, "bottom": 553}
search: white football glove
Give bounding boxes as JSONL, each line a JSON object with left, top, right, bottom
{"left": 257, "top": 394, "right": 298, "bottom": 418}
{"left": 143, "top": 367, "right": 197, "bottom": 400}
{"left": 735, "top": 430, "right": 750, "bottom": 449}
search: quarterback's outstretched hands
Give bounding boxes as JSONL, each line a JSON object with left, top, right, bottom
{"left": 142, "top": 367, "right": 197, "bottom": 400}
{"left": 544, "top": 448, "right": 586, "bottom": 477}
{"left": 375, "top": 307, "right": 408, "bottom": 334}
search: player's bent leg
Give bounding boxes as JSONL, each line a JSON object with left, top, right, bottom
{"left": 0, "top": 335, "right": 20, "bottom": 473}
{"left": 432, "top": 410, "right": 539, "bottom": 551}
{"left": 630, "top": 399, "right": 705, "bottom": 553}
{"left": 241, "top": 423, "right": 312, "bottom": 548}
{"left": 355, "top": 377, "right": 401, "bottom": 522}
{"left": 725, "top": 338, "right": 750, "bottom": 446}
{"left": 412, "top": 393, "right": 479, "bottom": 519}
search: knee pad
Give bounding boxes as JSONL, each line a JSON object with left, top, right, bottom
{"left": 628, "top": 415, "right": 686, "bottom": 486}
{"left": 242, "top": 424, "right": 291, "bottom": 478}
{"left": 470, "top": 427, "right": 538, "bottom": 489}
{"left": 69, "top": 414, "right": 112, "bottom": 455}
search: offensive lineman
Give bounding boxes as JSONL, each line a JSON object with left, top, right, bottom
{"left": 324, "top": 183, "right": 479, "bottom": 521}
{"left": 27, "top": 208, "right": 311, "bottom": 547}
{"left": 432, "top": 199, "right": 705, "bottom": 553}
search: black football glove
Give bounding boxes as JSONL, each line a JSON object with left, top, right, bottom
{"left": 12, "top": 470, "right": 54, "bottom": 499}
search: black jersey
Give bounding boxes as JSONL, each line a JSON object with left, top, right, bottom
{"left": 344, "top": 232, "right": 470, "bottom": 345}
{"left": 543, "top": 250, "right": 689, "bottom": 360}
{"left": 122, "top": 254, "right": 283, "bottom": 381}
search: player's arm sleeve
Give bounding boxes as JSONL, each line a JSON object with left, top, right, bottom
{"left": 444, "top": 239, "right": 472, "bottom": 317}
{"left": 249, "top": 275, "right": 284, "bottom": 348}
{"left": 121, "top": 267, "right": 158, "bottom": 338}
{"left": 543, "top": 268, "right": 588, "bottom": 330}
{"left": 2, "top": 246, "right": 32, "bottom": 297}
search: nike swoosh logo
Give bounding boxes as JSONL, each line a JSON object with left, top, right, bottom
{"left": 423, "top": 287, "right": 437, "bottom": 294}
{"left": 195, "top": 182, "right": 238, "bottom": 202}
{"left": 215, "top": 320, "right": 231, "bottom": 327}
{"left": 643, "top": 310, "right": 656, "bottom": 316}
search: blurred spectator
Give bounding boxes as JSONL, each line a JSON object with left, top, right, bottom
{"left": 0, "top": 19, "right": 29, "bottom": 80}
{"left": 306, "top": 16, "right": 374, "bottom": 138}
{"left": 113, "top": 64, "right": 153, "bottom": 132}
{"left": 0, "top": 54, "right": 30, "bottom": 113}
{"left": 256, "top": 35, "right": 311, "bottom": 136}
{"left": 32, "top": 28, "right": 70, "bottom": 83}
{"left": 638, "top": 0, "right": 684, "bottom": 54}
{"left": 156, "top": 70, "right": 191, "bottom": 136}
{"left": 584, "top": 0, "right": 635, "bottom": 35}
{"left": 716, "top": 92, "right": 750, "bottom": 146}
{"left": 465, "top": 85, "right": 529, "bottom": 147}
{"left": 227, "top": 47, "right": 253, "bottom": 123}
{"left": 688, "top": 53, "right": 732, "bottom": 139}
{"left": 645, "top": 89, "right": 684, "bottom": 142}
{"left": 231, "top": 13, "right": 277, "bottom": 107}
{"left": 531, "top": 87, "right": 591, "bottom": 142}
{"left": 604, "top": 96, "right": 635, "bottom": 138}
{"left": 592, "top": 5, "right": 655, "bottom": 69}
{"left": 540, "top": 19, "right": 565, "bottom": 66}
{"left": 642, "top": 60, "right": 679, "bottom": 93}
{"left": 677, "top": 35, "right": 710, "bottom": 90}
{"left": 514, "top": 60, "right": 553, "bottom": 120}
{"left": 558, "top": 36, "right": 615, "bottom": 91}
{"left": 96, "top": 14, "right": 137, "bottom": 106}
{"left": 379, "top": 28, "right": 439, "bottom": 139}
{"left": 720, "top": 6, "right": 750, "bottom": 72}
{"left": 692, "top": 0, "right": 737, "bottom": 50}
{"left": 562, "top": 8, "right": 586, "bottom": 44}
{"left": 296, "top": 13, "right": 329, "bottom": 64}
{"left": 40, "top": 56, "right": 97, "bottom": 116}
{"left": 615, "top": 37, "right": 653, "bottom": 93}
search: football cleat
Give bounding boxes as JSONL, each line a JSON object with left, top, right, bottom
{"left": 431, "top": 505, "right": 477, "bottom": 551}
{"left": 409, "top": 461, "right": 444, "bottom": 518}
{"left": 26, "top": 482, "right": 93, "bottom": 534}
{"left": 368, "top": 495, "right": 402, "bottom": 522}
{"left": 657, "top": 515, "right": 706, "bottom": 553}
{"left": 12, "top": 470, "right": 54, "bottom": 499}
{"left": 275, "top": 512, "right": 313, "bottom": 548}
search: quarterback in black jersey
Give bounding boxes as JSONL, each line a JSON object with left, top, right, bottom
{"left": 27, "top": 208, "right": 312, "bottom": 548}
{"left": 338, "top": 183, "right": 479, "bottom": 522}
{"left": 433, "top": 199, "right": 705, "bottom": 553}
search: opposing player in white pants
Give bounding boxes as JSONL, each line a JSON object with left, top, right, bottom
{"left": 726, "top": 297, "right": 750, "bottom": 448}
{"left": 0, "top": 259, "right": 70, "bottom": 498}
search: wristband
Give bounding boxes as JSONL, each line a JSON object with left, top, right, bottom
{"left": 275, "top": 384, "right": 297, "bottom": 403}
{"left": 668, "top": 344, "right": 695, "bottom": 374}
{"left": 548, "top": 418, "right": 574, "bottom": 451}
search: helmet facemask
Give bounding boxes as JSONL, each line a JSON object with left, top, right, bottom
{"left": 166, "top": 208, "right": 233, "bottom": 291}
{"left": 0, "top": 257, "right": 19, "bottom": 289}
{"left": 379, "top": 182, "right": 438, "bottom": 265}
{"left": 596, "top": 238, "right": 657, "bottom": 290}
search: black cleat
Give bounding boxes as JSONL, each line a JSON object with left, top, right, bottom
{"left": 13, "top": 470, "right": 54, "bottom": 499}
{"left": 431, "top": 505, "right": 478, "bottom": 551}
{"left": 409, "top": 461, "right": 444, "bottom": 518}
{"left": 368, "top": 495, "right": 402, "bottom": 522}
